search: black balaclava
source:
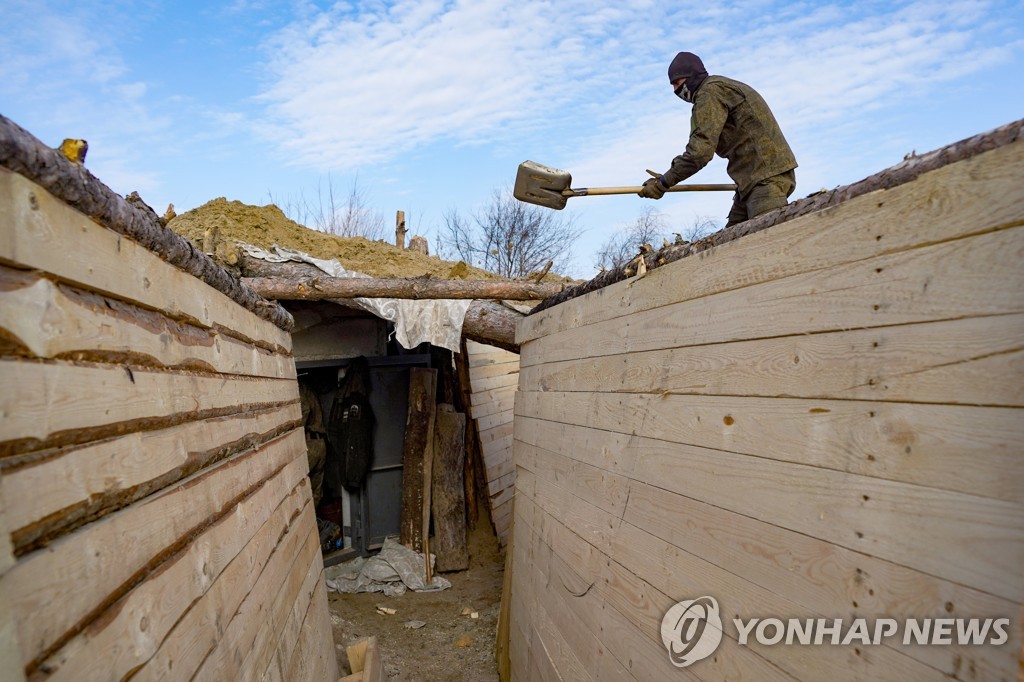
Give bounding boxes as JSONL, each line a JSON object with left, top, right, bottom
{"left": 667, "top": 51, "right": 708, "bottom": 103}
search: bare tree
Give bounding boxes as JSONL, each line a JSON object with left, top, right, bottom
{"left": 594, "top": 207, "right": 670, "bottom": 271}
{"left": 267, "top": 174, "right": 386, "bottom": 240}
{"left": 676, "top": 214, "right": 721, "bottom": 244}
{"left": 438, "top": 189, "right": 582, "bottom": 278}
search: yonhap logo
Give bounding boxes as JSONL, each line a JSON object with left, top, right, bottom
{"left": 660, "top": 596, "right": 724, "bottom": 667}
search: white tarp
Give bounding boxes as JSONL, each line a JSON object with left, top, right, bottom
{"left": 240, "top": 244, "right": 471, "bottom": 352}
{"left": 324, "top": 537, "right": 451, "bottom": 597}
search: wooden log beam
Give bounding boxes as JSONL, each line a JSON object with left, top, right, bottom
{"left": 0, "top": 115, "right": 293, "bottom": 332}
{"left": 242, "top": 275, "right": 564, "bottom": 301}
{"left": 238, "top": 255, "right": 523, "bottom": 352}
{"left": 431, "top": 405, "right": 468, "bottom": 572}
{"left": 399, "top": 368, "right": 437, "bottom": 552}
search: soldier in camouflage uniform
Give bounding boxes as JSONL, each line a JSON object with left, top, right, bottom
{"left": 640, "top": 52, "right": 797, "bottom": 226}
{"left": 298, "top": 381, "right": 327, "bottom": 507}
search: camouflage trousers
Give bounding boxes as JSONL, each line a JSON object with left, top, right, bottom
{"left": 725, "top": 169, "right": 796, "bottom": 227}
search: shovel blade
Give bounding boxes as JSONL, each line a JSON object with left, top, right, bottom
{"left": 513, "top": 160, "right": 571, "bottom": 210}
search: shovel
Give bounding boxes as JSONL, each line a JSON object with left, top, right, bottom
{"left": 513, "top": 160, "right": 736, "bottom": 210}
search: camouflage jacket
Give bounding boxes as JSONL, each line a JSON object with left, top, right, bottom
{"left": 662, "top": 75, "right": 797, "bottom": 195}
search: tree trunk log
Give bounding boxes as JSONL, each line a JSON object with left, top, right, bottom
{"left": 242, "top": 275, "right": 564, "bottom": 301}
{"left": 237, "top": 255, "right": 523, "bottom": 352}
{"left": 0, "top": 115, "right": 293, "bottom": 331}
{"left": 431, "top": 404, "right": 468, "bottom": 572}
{"left": 454, "top": 343, "right": 480, "bottom": 531}
{"left": 399, "top": 368, "right": 437, "bottom": 552}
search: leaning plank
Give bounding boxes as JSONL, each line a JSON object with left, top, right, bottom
{"left": 4, "top": 403, "right": 301, "bottom": 554}
{"left": 519, "top": 313, "right": 1024, "bottom": 407}
{"left": 30, "top": 458, "right": 309, "bottom": 681}
{"left": 0, "top": 359, "right": 298, "bottom": 456}
{"left": 0, "top": 118, "right": 292, "bottom": 332}
{"left": 520, "top": 225, "right": 1024, "bottom": 367}
{"left": 8, "top": 428, "right": 304, "bottom": 669}
{"left": 0, "top": 264, "right": 295, "bottom": 379}
{"left": 191, "top": 514, "right": 319, "bottom": 680}
{"left": 243, "top": 274, "right": 564, "bottom": 300}
{"left": 515, "top": 393, "right": 1024, "bottom": 505}
{"left": 361, "top": 635, "right": 384, "bottom": 682}
{"left": 431, "top": 406, "right": 468, "bottom": 571}
{"left": 399, "top": 368, "right": 437, "bottom": 552}
{"left": 520, "top": 122, "right": 1024, "bottom": 340}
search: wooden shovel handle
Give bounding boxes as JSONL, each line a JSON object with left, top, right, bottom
{"left": 565, "top": 183, "right": 736, "bottom": 197}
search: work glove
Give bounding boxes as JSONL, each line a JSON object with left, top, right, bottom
{"left": 639, "top": 175, "right": 668, "bottom": 200}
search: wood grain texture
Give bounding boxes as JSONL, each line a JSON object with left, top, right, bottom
{"left": 0, "top": 264, "right": 295, "bottom": 379}
{"left": 520, "top": 312, "right": 1024, "bottom": 406}
{"left": 0, "top": 118, "right": 292, "bottom": 331}
{"left": 0, "top": 359, "right": 298, "bottom": 456}
{"left": 515, "top": 393, "right": 1024, "bottom": 505}
{"left": 30, "top": 460, "right": 310, "bottom": 681}
{"left": 0, "top": 170, "right": 292, "bottom": 346}
{"left": 9, "top": 429, "right": 304, "bottom": 669}
{"left": 4, "top": 403, "right": 301, "bottom": 554}
{"left": 521, "top": 124, "right": 1023, "bottom": 337}
{"left": 520, "top": 226, "right": 1024, "bottom": 369}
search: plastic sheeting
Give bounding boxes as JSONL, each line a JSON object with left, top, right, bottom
{"left": 241, "top": 244, "right": 471, "bottom": 352}
{"left": 324, "top": 537, "right": 451, "bottom": 597}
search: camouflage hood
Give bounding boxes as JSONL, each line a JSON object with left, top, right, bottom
{"left": 667, "top": 52, "right": 709, "bottom": 103}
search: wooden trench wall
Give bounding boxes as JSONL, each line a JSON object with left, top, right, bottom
{"left": 506, "top": 123, "right": 1024, "bottom": 680}
{"left": 465, "top": 340, "right": 519, "bottom": 546}
{"left": 0, "top": 122, "right": 338, "bottom": 681}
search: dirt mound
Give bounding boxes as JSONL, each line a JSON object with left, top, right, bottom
{"left": 168, "top": 198, "right": 500, "bottom": 280}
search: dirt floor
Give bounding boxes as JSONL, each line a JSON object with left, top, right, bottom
{"left": 327, "top": 512, "right": 505, "bottom": 681}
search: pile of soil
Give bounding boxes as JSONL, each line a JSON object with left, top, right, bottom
{"left": 168, "top": 198, "right": 501, "bottom": 280}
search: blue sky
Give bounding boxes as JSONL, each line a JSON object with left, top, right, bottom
{"left": 2, "top": 0, "right": 1022, "bottom": 277}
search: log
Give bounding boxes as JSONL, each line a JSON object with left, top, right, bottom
{"left": 399, "top": 368, "right": 437, "bottom": 552}
{"left": 0, "top": 115, "right": 293, "bottom": 331}
{"left": 431, "top": 405, "right": 468, "bottom": 572}
{"left": 242, "top": 275, "right": 564, "bottom": 301}
{"left": 454, "top": 343, "right": 479, "bottom": 530}
{"left": 530, "top": 117, "right": 1024, "bottom": 315}
{"left": 238, "top": 255, "right": 524, "bottom": 352}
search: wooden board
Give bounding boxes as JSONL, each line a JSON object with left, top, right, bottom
{"left": 515, "top": 393, "right": 1024, "bottom": 505}
{"left": 518, "top": 138, "right": 1024, "bottom": 344}
{"left": 3, "top": 403, "right": 301, "bottom": 553}
{"left": 0, "top": 359, "right": 298, "bottom": 454}
{"left": 520, "top": 225, "right": 1024, "bottom": 368}
{"left": 399, "top": 368, "right": 437, "bottom": 552}
{"left": 0, "top": 264, "right": 295, "bottom": 379}
{"left": 0, "top": 169, "right": 292, "bottom": 351}
{"left": 32, "top": 459, "right": 310, "bottom": 680}
{"left": 8, "top": 429, "right": 305, "bottom": 668}
{"left": 431, "top": 406, "right": 468, "bottom": 571}
{"left": 519, "top": 312, "right": 1024, "bottom": 407}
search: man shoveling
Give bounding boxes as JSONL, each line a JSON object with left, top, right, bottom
{"left": 640, "top": 52, "right": 798, "bottom": 227}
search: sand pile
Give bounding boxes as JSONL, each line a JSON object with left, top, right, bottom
{"left": 168, "top": 197, "right": 501, "bottom": 280}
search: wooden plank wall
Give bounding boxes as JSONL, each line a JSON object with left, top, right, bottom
{"left": 0, "top": 168, "right": 338, "bottom": 681}
{"left": 466, "top": 340, "right": 519, "bottom": 546}
{"left": 508, "top": 134, "right": 1024, "bottom": 680}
